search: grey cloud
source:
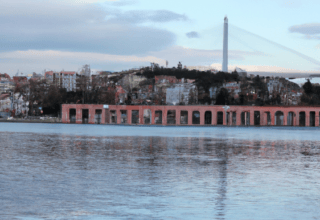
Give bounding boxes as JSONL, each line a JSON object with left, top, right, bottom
{"left": 106, "top": 10, "right": 188, "bottom": 24}
{"left": 289, "top": 23, "right": 320, "bottom": 35}
{"left": 0, "top": 0, "right": 176, "bottom": 55}
{"left": 186, "top": 31, "right": 199, "bottom": 38}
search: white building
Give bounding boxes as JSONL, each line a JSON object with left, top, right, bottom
{"left": 46, "top": 71, "right": 77, "bottom": 92}
{"left": 166, "top": 83, "right": 197, "bottom": 105}
{"left": 0, "top": 94, "right": 11, "bottom": 112}
{"left": 223, "top": 81, "right": 241, "bottom": 94}
{"left": 267, "top": 79, "right": 283, "bottom": 93}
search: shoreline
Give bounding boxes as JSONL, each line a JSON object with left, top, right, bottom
{"left": 1, "top": 120, "right": 319, "bottom": 128}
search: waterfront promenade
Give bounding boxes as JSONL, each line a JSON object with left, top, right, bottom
{"left": 62, "top": 104, "right": 320, "bottom": 127}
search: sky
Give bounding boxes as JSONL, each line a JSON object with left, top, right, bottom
{"left": 1, "top": 0, "right": 320, "bottom": 76}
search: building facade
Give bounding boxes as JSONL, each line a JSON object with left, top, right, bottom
{"left": 62, "top": 104, "right": 320, "bottom": 127}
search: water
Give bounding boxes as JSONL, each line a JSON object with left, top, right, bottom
{"left": 0, "top": 123, "right": 320, "bottom": 219}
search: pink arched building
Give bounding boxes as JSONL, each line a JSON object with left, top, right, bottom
{"left": 62, "top": 104, "right": 320, "bottom": 127}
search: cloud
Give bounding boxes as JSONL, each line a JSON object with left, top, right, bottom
{"left": 0, "top": 50, "right": 165, "bottom": 63}
{"left": 289, "top": 23, "right": 320, "bottom": 35}
{"left": 316, "top": 44, "right": 320, "bottom": 49}
{"left": 0, "top": 50, "right": 166, "bottom": 75}
{"left": 105, "top": 10, "right": 188, "bottom": 24}
{"left": 186, "top": 31, "right": 199, "bottom": 38}
{"left": 0, "top": 0, "right": 177, "bottom": 55}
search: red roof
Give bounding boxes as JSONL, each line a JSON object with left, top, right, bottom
{"left": 0, "top": 73, "right": 11, "bottom": 80}
{"left": 13, "top": 76, "right": 27, "bottom": 82}
{"left": 45, "top": 71, "right": 54, "bottom": 78}
{"left": 0, "top": 94, "right": 10, "bottom": 100}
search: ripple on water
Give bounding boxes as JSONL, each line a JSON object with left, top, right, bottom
{"left": 0, "top": 127, "right": 320, "bottom": 219}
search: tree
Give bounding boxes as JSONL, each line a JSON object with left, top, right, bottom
{"left": 303, "top": 79, "right": 313, "bottom": 95}
{"left": 28, "top": 79, "right": 47, "bottom": 115}
{"left": 215, "top": 88, "right": 229, "bottom": 105}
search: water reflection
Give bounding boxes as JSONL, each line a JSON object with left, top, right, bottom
{"left": 0, "top": 131, "right": 320, "bottom": 219}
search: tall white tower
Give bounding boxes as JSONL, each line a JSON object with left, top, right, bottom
{"left": 222, "top": 16, "right": 228, "bottom": 72}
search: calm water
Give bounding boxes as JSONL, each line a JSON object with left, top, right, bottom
{"left": 0, "top": 123, "right": 320, "bottom": 219}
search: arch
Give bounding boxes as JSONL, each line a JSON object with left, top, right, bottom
{"left": 299, "top": 111, "right": 305, "bottom": 126}
{"left": 275, "top": 111, "right": 284, "bottom": 126}
{"left": 167, "top": 110, "right": 176, "bottom": 124}
{"left": 82, "top": 109, "right": 88, "bottom": 124}
{"left": 132, "top": 110, "right": 139, "bottom": 124}
{"left": 192, "top": 111, "right": 200, "bottom": 124}
{"left": 310, "top": 111, "right": 315, "bottom": 127}
{"left": 95, "top": 109, "right": 102, "bottom": 124}
{"left": 69, "top": 108, "right": 76, "bottom": 123}
{"left": 217, "top": 111, "right": 223, "bottom": 125}
{"left": 180, "top": 110, "right": 188, "bottom": 124}
{"left": 205, "top": 111, "right": 212, "bottom": 125}
{"left": 254, "top": 111, "right": 260, "bottom": 125}
{"left": 287, "top": 111, "right": 294, "bottom": 126}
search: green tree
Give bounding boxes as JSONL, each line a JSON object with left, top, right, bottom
{"left": 303, "top": 79, "right": 313, "bottom": 95}
{"left": 215, "top": 88, "right": 229, "bottom": 105}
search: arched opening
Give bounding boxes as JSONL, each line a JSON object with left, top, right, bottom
{"left": 82, "top": 109, "right": 88, "bottom": 124}
{"left": 144, "top": 109, "right": 151, "bottom": 124}
{"left": 310, "top": 111, "right": 315, "bottom": 127}
{"left": 167, "top": 110, "right": 176, "bottom": 124}
{"left": 287, "top": 112, "right": 294, "bottom": 126}
{"left": 155, "top": 110, "right": 162, "bottom": 124}
{"left": 192, "top": 111, "right": 200, "bottom": 124}
{"left": 95, "top": 109, "right": 102, "bottom": 124}
{"left": 275, "top": 111, "right": 284, "bottom": 126}
{"left": 69, "top": 108, "right": 76, "bottom": 123}
{"left": 217, "top": 111, "right": 223, "bottom": 125}
{"left": 205, "top": 111, "right": 212, "bottom": 124}
{"left": 254, "top": 111, "right": 260, "bottom": 125}
{"left": 180, "top": 111, "right": 188, "bottom": 124}
{"left": 132, "top": 110, "right": 139, "bottom": 124}
{"left": 299, "top": 111, "right": 305, "bottom": 126}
